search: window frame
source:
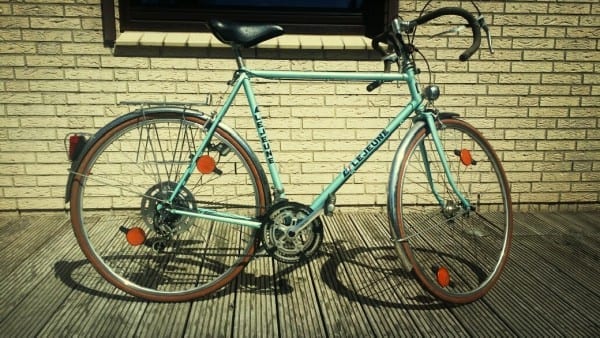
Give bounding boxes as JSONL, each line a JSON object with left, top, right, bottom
{"left": 101, "top": 0, "right": 397, "bottom": 47}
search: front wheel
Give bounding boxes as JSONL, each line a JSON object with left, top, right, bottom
{"left": 390, "top": 117, "right": 512, "bottom": 304}
{"left": 69, "top": 109, "right": 270, "bottom": 301}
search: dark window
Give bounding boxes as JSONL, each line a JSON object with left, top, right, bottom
{"left": 101, "top": 0, "right": 397, "bottom": 46}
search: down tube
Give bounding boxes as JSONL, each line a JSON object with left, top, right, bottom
{"left": 309, "top": 100, "right": 420, "bottom": 211}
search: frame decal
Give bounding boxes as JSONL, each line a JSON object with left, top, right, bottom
{"left": 344, "top": 128, "right": 390, "bottom": 177}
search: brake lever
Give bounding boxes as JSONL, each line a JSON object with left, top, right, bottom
{"left": 477, "top": 15, "right": 495, "bottom": 54}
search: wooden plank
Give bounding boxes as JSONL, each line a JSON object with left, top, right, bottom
{"left": 272, "top": 258, "right": 327, "bottom": 337}
{"left": 184, "top": 283, "right": 237, "bottom": 337}
{"left": 305, "top": 216, "right": 375, "bottom": 337}
{"left": 0, "top": 215, "right": 71, "bottom": 279}
{"left": 232, "top": 256, "right": 278, "bottom": 337}
{"left": 136, "top": 303, "right": 193, "bottom": 337}
{"left": 185, "top": 220, "right": 252, "bottom": 337}
{"left": 0, "top": 216, "right": 28, "bottom": 248}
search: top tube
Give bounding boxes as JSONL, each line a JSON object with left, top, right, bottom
{"left": 244, "top": 67, "right": 422, "bottom": 102}
{"left": 246, "top": 69, "right": 410, "bottom": 82}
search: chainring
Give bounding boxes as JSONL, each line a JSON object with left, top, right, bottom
{"left": 262, "top": 201, "right": 323, "bottom": 264}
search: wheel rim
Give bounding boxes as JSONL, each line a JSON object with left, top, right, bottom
{"left": 71, "top": 113, "right": 268, "bottom": 300}
{"left": 397, "top": 119, "right": 512, "bottom": 303}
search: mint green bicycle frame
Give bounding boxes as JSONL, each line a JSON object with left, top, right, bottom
{"left": 166, "top": 65, "right": 471, "bottom": 233}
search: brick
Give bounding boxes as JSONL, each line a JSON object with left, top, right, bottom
{"left": 29, "top": 80, "right": 78, "bottom": 92}
{"left": 0, "top": 198, "right": 17, "bottom": 211}
{"left": 30, "top": 17, "right": 81, "bottom": 30}
{"left": 505, "top": 3, "right": 547, "bottom": 14}
{"left": 26, "top": 55, "right": 75, "bottom": 67}
{"left": 530, "top": 85, "right": 570, "bottom": 95}
{"left": 0, "top": 55, "right": 25, "bottom": 66}
{"left": 540, "top": 96, "right": 580, "bottom": 107}
{"left": 523, "top": 50, "right": 564, "bottom": 61}
{"left": 64, "top": 5, "right": 99, "bottom": 17}
{"left": 511, "top": 62, "right": 553, "bottom": 73}
{"left": 151, "top": 58, "right": 198, "bottom": 69}
{"left": 537, "top": 140, "right": 576, "bottom": 151}
{"left": 556, "top": 38, "right": 596, "bottom": 50}
{"left": 505, "top": 129, "right": 546, "bottom": 140}
{"left": 65, "top": 69, "right": 113, "bottom": 81}
{"left": 0, "top": 163, "right": 25, "bottom": 175}
{"left": 518, "top": 193, "right": 560, "bottom": 203}
{"left": 0, "top": 17, "right": 29, "bottom": 29}
{"left": 537, "top": 15, "right": 580, "bottom": 26}
{"left": 512, "top": 38, "right": 555, "bottom": 49}
{"left": 62, "top": 43, "right": 108, "bottom": 55}
{"left": 0, "top": 92, "right": 43, "bottom": 104}
{"left": 542, "top": 73, "right": 582, "bottom": 84}
{"left": 0, "top": 42, "right": 37, "bottom": 54}
{"left": 559, "top": 192, "right": 597, "bottom": 203}
{"left": 577, "top": 140, "right": 600, "bottom": 151}
{"left": 548, "top": 3, "right": 591, "bottom": 15}
{"left": 498, "top": 73, "right": 540, "bottom": 84}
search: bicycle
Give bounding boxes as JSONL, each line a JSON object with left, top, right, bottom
{"left": 65, "top": 4, "right": 512, "bottom": 304}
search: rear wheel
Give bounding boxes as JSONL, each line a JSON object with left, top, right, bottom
{"left": 393, "top": 118, "right": 512, "bottom": 303}
{"left": 69, "top": 110, "right": 270, "bottom": 301}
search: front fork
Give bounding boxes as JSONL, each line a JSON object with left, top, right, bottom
{"left": 387, "top": 112, "right": 472, "bottom": 271}
{"left": 421, "top": 113, "right": 472, "bottom": 213}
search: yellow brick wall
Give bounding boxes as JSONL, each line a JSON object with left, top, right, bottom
{"left": 0, "top": 0, "right": 598, "bottom": 212}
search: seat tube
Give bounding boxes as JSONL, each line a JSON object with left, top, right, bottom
{"left": 423, "top": 113, "right": 471, "bottom": 209}
{"left": 241, "top": 75, "right": 286, "bottom": 198}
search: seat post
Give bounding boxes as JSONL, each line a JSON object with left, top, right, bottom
{"left": 232, "top": 46, "right": 245, "bottom": 69}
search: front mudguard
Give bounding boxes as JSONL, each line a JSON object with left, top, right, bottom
{"left": 386, "top": 112, "right": 459, "bottom": 271}
{"left": 64, "top": 106, "right": 207, "bottom": 203}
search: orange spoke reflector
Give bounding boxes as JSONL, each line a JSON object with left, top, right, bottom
{"left": 126, "top": 227, "right": 146, "bottom": 246}
{"left": 459, "top": 149, "right": 473, "bottom": 167}
{"left": 196, "top": 155, "right": 216, "bottom": 174}
{"left": 436, "top": 266, "right": 451, "bottom": 288}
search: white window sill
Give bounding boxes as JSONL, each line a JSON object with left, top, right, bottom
{"left": 115, "top": 31, "right": 371, "bottom": 51}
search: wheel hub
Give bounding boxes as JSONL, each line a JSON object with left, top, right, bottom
{"left": 140, "top": 181, "right": 197, "bottom": 236}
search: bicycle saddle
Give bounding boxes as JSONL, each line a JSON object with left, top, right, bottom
{"left": 208, "top": 19, "right": 284, "bottom": 48}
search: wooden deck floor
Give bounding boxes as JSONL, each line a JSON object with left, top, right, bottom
{"left": 0, "top": 210, "right": 598, "bottom": 337}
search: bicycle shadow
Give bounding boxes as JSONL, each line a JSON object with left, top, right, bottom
{"left": 54, "top": 243, "right": 451, "bottom": 310}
